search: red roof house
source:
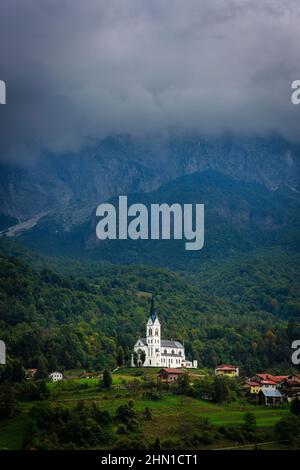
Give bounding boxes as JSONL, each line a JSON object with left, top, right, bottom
{"left": 254, "top": 373, "right": 288, "bottom": 387}
{"left": 158, "top": 368, "right": 184, "bottom": 383}
{"left": 215, "top": 364, "right": 239, "bottom": 377}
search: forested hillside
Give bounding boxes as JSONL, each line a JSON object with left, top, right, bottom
{"left": 0, "top": 240, "right": 299, "bottom": 378}
{"left": 196, "top": 248, "right": 300, "bottom": 320}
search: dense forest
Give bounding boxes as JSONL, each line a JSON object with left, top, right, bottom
{"left": 0, "top": 238, "right": 299, "bottom": 378}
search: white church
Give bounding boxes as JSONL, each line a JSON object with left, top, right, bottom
{"left": 131, "top": 297, "right": 198, "bottom": 369}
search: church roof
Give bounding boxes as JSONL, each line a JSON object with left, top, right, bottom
{"left": 138, "top": 338, "right": 184, "bottom": 349}
{"left": 161, "top": 339, "right": 184, "bottom": 349}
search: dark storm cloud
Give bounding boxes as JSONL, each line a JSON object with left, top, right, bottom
{"left": 0, "top": 0, "right": 299, "bottom": 163}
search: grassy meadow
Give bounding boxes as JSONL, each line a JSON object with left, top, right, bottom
{"left": 0, "top": 368, "right": 293, "bottom": 450}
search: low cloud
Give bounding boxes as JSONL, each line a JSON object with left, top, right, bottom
{"left": 0, "top": 0, "right": 300, "bottom": 163}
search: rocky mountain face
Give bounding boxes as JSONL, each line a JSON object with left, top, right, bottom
{"left": 1, "top": 133, "right": 299, "bottom": 233}
{"left": 0, "top": 140, "right": 161, "bottom": 226}
{"left": 167, "top": 134, "right": 300, "bottom": 191}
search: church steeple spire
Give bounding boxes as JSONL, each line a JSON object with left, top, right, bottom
{"left": 146, "top": 295, "right": 161, "bottom": 352}
{"left": 149, "top": 295, "right": 157, "bottom": 323}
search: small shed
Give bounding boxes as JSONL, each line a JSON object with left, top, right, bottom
{"left": 258, "top": 388, "right": 283, "bottom": 406}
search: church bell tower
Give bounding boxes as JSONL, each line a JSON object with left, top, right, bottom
{"left": 146, "top": 296, "right": 161, "bottom": 364}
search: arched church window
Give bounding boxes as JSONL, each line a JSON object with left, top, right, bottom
{"left": 155, "top": 329, "right": 158, "bottom": 336}
{"left": 149, "top": 328, "right": 152, "bottom": 336}
{"left": 171, "top": 349, "right": 174, "bottom": 355}
{"left": 164, "top": 349, "right": 167, "bottom": 354}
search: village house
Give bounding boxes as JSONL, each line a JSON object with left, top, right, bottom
{"left": 243, "top": 380, "right": 262, "bottom": 395}
{"left": 243, "top": 372, "right": 297, "bottom": 404}
{"left": 280, "top": 374, "right": 300, "bottom": 402}
{"left": 26, "top": 368, "right": 38, "bottom": 379}
{"left": 158, "top": 368, "right": 184, "bottom": 383}
{"left": 214, "top": 364, "right": 239, "bottom": 377}
{"left": 258, "top": 388, "right": 283, "bottom": 406}
{"left": 253, "top": 373, "right": 288, "bottom": 389}
{"left": 49, "top": 371, "right": 63, "bottom": 382}
{"left": 257, "top": 379, "right": 277, "bottom": 389}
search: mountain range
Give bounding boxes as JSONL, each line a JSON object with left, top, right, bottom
{"left": 3, "top": 169, "right": 297, "bottom": 272}
{"left": 1, "top": 133, "right": 300, "bottom": 232}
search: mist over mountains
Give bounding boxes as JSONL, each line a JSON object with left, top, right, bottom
{"left": 1, "top": 1, "right": 300, "bottom": 166}
{"left": 1, "top": 133, "right": 300, "bottom": 233}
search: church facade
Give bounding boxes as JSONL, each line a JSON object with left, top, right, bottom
{"left": 131, "top": 298, "right": 198, "bottom": 369}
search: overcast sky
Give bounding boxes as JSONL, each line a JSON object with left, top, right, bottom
{"left": 0, "top": 0, "right": 300, "bottom": 163}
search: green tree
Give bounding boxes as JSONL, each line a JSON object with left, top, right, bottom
{"left": 153, "top": 437, "right": 161, "bottom": 450}
{"left": 117, "top": 347, "right": 124, "bottom": 367}
{"left": 116, "top": 402, "right": 136, "bottom": 423}
{"left": 35, "top": 356, "right": 49, "bottom": 379}
{"left": 140, "top": 350, "right": 146, "bottom": 366}
{"left": 0, "top": 382, "right": 19, "bottom": 418}
{"left": 36, "top": 380, "right": 50, "bottom": 400}
{"left": 102, "top": 370, "right": 112, "bottom": 390}
{"left": 192, "top": 377, "right": 214, "bottom": 400}
{"left": 22, "top": 380, "right": 50, "bottom": 401}
{"left": 144, "top": 407, "right": 152, "bottom": 420}
{"left": 243, "top": 412, "right": 256, "bottom": 433}
{"left": 291, "top": 399, "right": 300, "bottom": 416}
{"left": 274, "top": 414, "right": 300, "bottom": 443}
{"left": 212, "top": 377, "right": 230, "bottom": 403}
{"left": 0, "top": 358, "right": 25, "bottom": 384}
{"left": 177, "top": 373, "right": 190, "bottom": 394}
{"left": 133, "top": 352, "right": 139, "bottom": 367}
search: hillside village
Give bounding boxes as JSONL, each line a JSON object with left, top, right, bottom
{"left": 26, "top": 296, "right": 300, "bottom": 408}
{"left": 40, "top": 366, "right": 300, "bottom": 407}
{"left": 2, "top": 348, "right": 300, "bottom": 450}
{"left": 1, "top": 293, "right": 300, "bottom": 450}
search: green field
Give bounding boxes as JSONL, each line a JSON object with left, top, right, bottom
{"left": 0, "top": 368, "right": 291, "bottom": 450}
{"left": 44, "top": 372, "right": 290, "bottom": 446}
{"left": 52, "top": 389, "right": 287, "bottom": 428}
